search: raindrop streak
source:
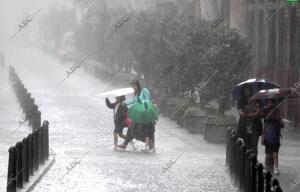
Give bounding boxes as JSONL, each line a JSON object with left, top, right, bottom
{"left": 57, "top": 10, "right": 136, "bottom": 88}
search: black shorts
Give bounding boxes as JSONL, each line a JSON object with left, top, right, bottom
{"left": 265, "top": 142, "right": 280, "bottom": 154}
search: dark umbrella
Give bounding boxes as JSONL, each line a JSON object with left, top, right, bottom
{"left": 250, "top": 88, "right": 300, "bottom": 101}
{"left": 232, "top": 78, "right": 280, "bottom": 100}
{"left": 250, "top": 88, "right": 300, "bottom": 119}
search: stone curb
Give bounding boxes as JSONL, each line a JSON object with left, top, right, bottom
{"left": 19, "top": 148, "right": 56, "bottom": 192}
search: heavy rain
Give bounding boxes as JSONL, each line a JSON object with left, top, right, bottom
{"left": 0, "top": 0, "right": 300, "bottom": 192}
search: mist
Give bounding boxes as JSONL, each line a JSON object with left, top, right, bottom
{"left": 0, "top": 0, "right": 299, "bottom": 192}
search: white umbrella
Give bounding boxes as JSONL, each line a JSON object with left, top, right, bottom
{"left": 98, "top": 87, "right": 134, "bottom": 97}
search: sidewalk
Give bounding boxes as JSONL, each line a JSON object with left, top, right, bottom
{"left": 257, "top": 121, "right": 300, "bottom": 191}
{"left": 0, "top": 66, "right": 33, "bottom": 191}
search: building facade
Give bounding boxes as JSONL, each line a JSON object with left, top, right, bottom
{"left": 178, "top": 0, "right": 300, "bottom": 127}
{"left": 246, "top": 0, "right": 300, "bottom": 128}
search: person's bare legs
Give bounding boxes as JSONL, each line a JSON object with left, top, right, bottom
{"left": 118, "top": 130, "right": 126, "bottom": 139}
{"left": 145, "top": 137, "right": 150, "bottom": 150}
{"left": 113, "top": 132, "right": 118, "bottom": 146}
{"left": 117, "top": 124, "right": 135, "bottom": 149}
{"left": 273, "top": 152, "right": 279, "bottom": 174}
{"left": 149, "top": 139, "right": 154, "bottom": 149}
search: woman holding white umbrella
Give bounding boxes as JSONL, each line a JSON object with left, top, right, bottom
{"left": 118, "top": 79, "right": 159, "bottom": 151}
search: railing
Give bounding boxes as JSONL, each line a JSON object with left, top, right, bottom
{"left": 7, "top": 121, "right": 49, "bottom": 192}
{"left": 9, "top": 66, "right": 41, "bottom": 131}
{"left": 226, "top": 129, "right": 283, "bottom": 192}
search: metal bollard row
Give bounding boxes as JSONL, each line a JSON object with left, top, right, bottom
{"left": 6, "top": 121, "right": 50, "bottom": 192}
{"left": 226, "top": 128, "right": 283, "bottom": 192}
{"left": 8, "top": 66, "right": 41, "bottom": 132}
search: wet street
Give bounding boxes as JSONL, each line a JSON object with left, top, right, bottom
{"left": 0, "top": 47, "right": 237, "bottom": 192}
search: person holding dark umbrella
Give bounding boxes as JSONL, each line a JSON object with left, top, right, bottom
{"left": 237, "top": 86, "right": 257, "bottom": 148}
{"left": 234, "top": 79, "right": 279, "bottom": 155}
{"left": 250, "top": 88, "right": 300, "bottom": 175}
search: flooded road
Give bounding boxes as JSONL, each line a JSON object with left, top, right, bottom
{"left": 0, "top": 47, "right": 237, "bottom": 192}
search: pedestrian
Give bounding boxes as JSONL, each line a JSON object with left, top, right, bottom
{"left": 262, "top": 99, "right": 284, "bottom": 175}
{"left": 237, "top": 86, "right": 253, "bottom": 145}
{"left": 244, "top": 100, "right": 263, "bottom": 156}
{"left": 118, "top": 79, "right": 159, "bottom": 151}
{"left": 105, "top": 95, "right": 130, "bottom": 147}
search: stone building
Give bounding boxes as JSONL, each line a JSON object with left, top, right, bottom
{"left": 172, "top": 0, "right": 300, "bottom": 127}
{"left": 237, "top": 0, "right": 300, "bottom": 128}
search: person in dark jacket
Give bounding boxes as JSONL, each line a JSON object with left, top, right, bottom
{"left": 249, "top": 101, "right": 263, "bottom": 156}
{"left": 105, "top": 95, "right": 128, "bottom": 146}
{"left": 237, "top": 86, "right": 253, "bottom": 143}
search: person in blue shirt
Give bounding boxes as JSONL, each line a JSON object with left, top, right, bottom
{"left": 262, "top": 100, "right": 284, "bottom": 175}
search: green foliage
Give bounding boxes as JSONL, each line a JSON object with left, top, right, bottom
{"left": 40, "top": 2, "right": 253, "bottom": 113}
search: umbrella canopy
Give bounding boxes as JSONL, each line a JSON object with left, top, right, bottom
{"left": 250, "top": 88, "right": 300, "bottom": 101}
{"left": 232, "top": 78, "right": 280, "bottom": 100}
{"left": 98, "top": 87, "right": 134, "bottom": 97}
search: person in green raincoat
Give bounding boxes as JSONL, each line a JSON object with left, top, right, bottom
{"left": 119, "top": 79, "right": 159, "bottom": 151}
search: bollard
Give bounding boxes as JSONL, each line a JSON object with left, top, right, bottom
{"left": 34, "top": 131, "right": 39, "bottom": 170}
{"left": 15, "top": 142, "right": 23, "bottom": 188}
{"left": 28, "top": 104, "right": 35, "bottom": 127}
{"left": 43, "top": 121, "right": 49, "bottom": 160}
{"left": 273, "top": 179, "right": 283, "bottom": 192}
{"left": 229, "top": 132, "right": 237, "bottom": 174}
{"left": 226, "top": 128, "right": 231, "bottom": 165}
{"left": 38, "top": 127, "right": 45, "bottom": 164}
{"left": 226, "top": 128, "right": 234, "bottom": 166}
{"left": 28, "top": 98, "right": 35, "bottom": 124}
{"left": 32, "top": 131, "right": 38, "bottom": 172}
{"left": 24, "top": 93, "right": 31, "bottom": 114}
{"left": 7, "top": 147, "right": 17, "bottom": 192}
{"left": 243, "top": 150, "right": 252, "bottom": 192}
{"left": 27, "top": 134, "right": 34, "bottom": 176}
{"left": 236, "top": 139, "right": 246, "bottom": 189}
{"left": 235, "top": 139, "right": 242, "bottom": 178}
{"left": 15, "top": 81, "right": 21, "bottom": 101}
{"left": 27, "top": 105, "right": 37, "bottom": 130}
{"left": 246, "top": 153, "right": 257, "bottom": 192}
{"left": 27, "top": 98, "right": 35, "bottom": 126}
{"left": 257, "top": 163, "right": 264, "bottom": 192}
{"left": 250, "top": 154, "right": 257, "bottom": 192}
{"left": 20, "top": 87, "right": 27, "bottom": 110}
{"left": 22, "top": 138, "right": 29, "bottom": 182}
{"left": 33, "top": 110, "right": 41, "bottom": 132}
{"left": 265, "top": 172, "right": 272, "bottom": 192}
